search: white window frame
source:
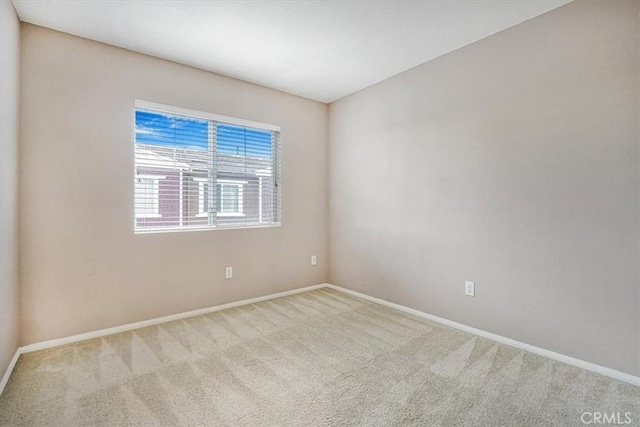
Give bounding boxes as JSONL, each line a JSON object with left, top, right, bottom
{"left": 195, "top": 178, "right": 246, "bottom": 218}
{"left": 134, "top": 100, "right": 281, "bottom": 234}
{"left": 195, "top": 178, "right": 208, "bottom": 218}
{"left": 135, "top": 174, "right": 165, "bottom": 219}
{"left": 217, "top": 180, "right": 247, "bottom": 217}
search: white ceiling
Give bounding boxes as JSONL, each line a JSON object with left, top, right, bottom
{"left": 13, "top": 0, "right": 571, "bottom": 103}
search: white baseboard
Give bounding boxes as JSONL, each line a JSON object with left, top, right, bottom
{"left": 324, "top": 283, "right": 640, "bottom": 387}
{"left": 0, "top": 348, "right": 21, "bottom": 396}
{"left": 20, "top": 284, "right": 326, "bottom": 354}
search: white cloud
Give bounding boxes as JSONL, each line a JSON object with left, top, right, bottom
{"left": 135, "top": 126, "right": 158, "bottom": 135}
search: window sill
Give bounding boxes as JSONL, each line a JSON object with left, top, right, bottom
{"left": 135, "top": 223, "right": 281, "bottom": 234}
{"left": 136, "top": 214, "right": 162, "bottom": 219}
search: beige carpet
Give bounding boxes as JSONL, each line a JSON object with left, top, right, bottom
{"left": 1, "top": 288, "right": 638, "bottom": 426}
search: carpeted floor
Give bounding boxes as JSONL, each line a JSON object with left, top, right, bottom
{"left": 1, "top": 288, "right": 638, "bottom": 426}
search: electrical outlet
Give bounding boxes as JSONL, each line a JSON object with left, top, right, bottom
{"left": 311, "top": 255, "right": 317, "bottom": 266}
{"left": 465, "top": 281, "right": 475, "bottom": 297}
{"left": 225, "top": 266, "right": 233, "bottom": 279}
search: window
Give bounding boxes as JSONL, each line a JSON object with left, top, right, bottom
{"left": 134, "top": 100, "right": 281, "bottom": 233}
{"left": 135, "top": 175, "right": 164, "bottom": 218}
{"left": 196, "top": 180, "right": 209, "bottom": 217}
{"left": 217, "top": 180, "right": 246, "bottom": 217}
{"left": 196, "top": 179, "right": 246, "bottom": 218}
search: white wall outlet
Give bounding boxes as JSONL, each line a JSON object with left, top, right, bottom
{"left": 311, "top": 255, "right": 317, "bottom": 266}
{"left": 225, "top": 266, "right": 233, "bottom": 279}
{"left": 465, "top": 281, "right": 475, "bottom": 297}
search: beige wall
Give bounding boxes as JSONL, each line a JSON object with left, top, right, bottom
{"left": 20, "top": 24, "right": 328, "bottom": 344}
{"left": 329, "top": 0, "right": 640, "bottom": 376}
{"left": 0, "top": 0, "right": 21, "bottom": 377}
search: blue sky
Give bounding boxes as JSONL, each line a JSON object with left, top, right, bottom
{"left": 135, "top": 110, "right": 272, "bottom": 157}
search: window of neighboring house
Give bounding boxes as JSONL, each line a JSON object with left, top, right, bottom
{"left": 134, "top": 100, "right": 281, "bottom": 233}
{"left": 196, "top": 179, "right": 246, "bottom": 218}
{"left": 217, "top": 180, "right": 246, "bottom": 216}
{"left": 135, "top": 175, "right": 164, "bottom": 218}
{"left": 196, "top": 180, "right": 209, "bottom": 218}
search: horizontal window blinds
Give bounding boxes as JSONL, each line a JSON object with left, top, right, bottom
{"left": 134, "top": 102, "right": 281, "bottom": 233}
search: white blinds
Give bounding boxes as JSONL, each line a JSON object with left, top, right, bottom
{"left": 134, "top": 101, "right": 281, "bottom": 233}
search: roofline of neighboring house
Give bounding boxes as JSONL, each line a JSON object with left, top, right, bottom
{"left": 135, "top": 146, "right": 191, "bottom": 170}
{"left": 135, "top": 144, "right": 273, "bottom": 176}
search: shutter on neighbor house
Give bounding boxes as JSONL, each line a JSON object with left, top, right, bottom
{"left": 134, "top": 102, "right": 281, "bottom": 233}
